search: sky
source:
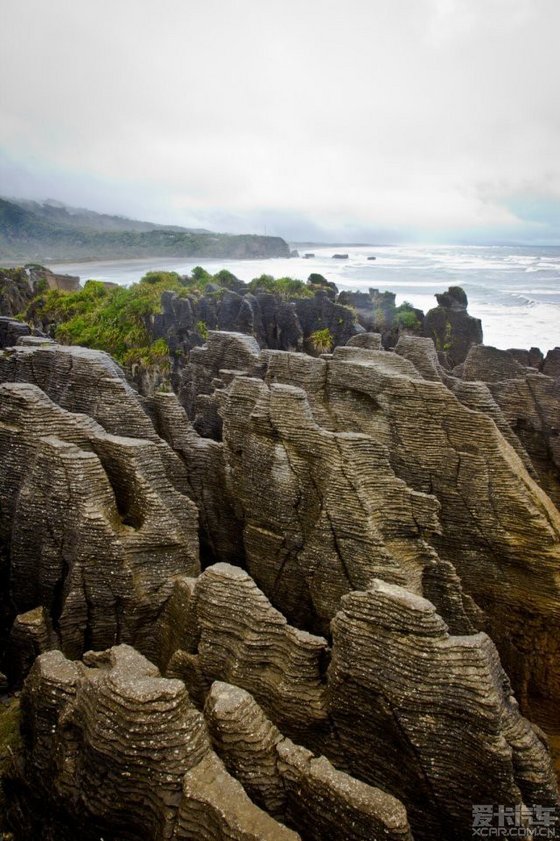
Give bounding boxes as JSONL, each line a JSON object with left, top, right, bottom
{"left": 1, "top": 0, "right": 559, "bottom": 243}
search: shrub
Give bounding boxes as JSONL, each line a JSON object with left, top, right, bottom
{"left": 310, "top": 327, "right": 334, "bottom": 353}
{"left": 196, "top": 320, "right": 209, "bottom": 340}
{"left": 394, "top": 301, "right": 420, "bottom": 330}
{"left": 248, "top": 275, "right": 313, "bottom": 299}
{"left": 140, "top": 270, "right": 181, "bottom": 285}
{"left": 26, "top": 275, "right": 184, "bottom": 366}
{"left": 213, "top": 269, "right": 239, "bottom": 289}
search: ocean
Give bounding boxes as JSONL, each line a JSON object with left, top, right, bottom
{"left": 49, "top": 244, "right": 560, "bottom": 353}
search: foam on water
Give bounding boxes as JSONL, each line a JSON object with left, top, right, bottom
{"left": 49, "top": 243, "right": 560, "bottom": 353}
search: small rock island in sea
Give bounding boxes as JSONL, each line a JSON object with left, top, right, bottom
{"left": 0, "top": 263, "right": 559, "bottom": 840}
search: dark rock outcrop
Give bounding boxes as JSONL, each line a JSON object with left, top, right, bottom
{"left": 544, "top": 347, "right": 560, "bottom": 379}
{"left": 423, "top": 285, "right": 482, "bottom": 365}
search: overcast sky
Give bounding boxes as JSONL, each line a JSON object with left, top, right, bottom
{"left": 1, "top": 0, "right": 559, "bottom": 243}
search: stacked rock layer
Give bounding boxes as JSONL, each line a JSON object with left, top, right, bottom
{"left": 0, "top": 333, "right": 559, "bottom": 840}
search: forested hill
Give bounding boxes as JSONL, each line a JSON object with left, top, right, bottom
{"left": 0, "top": 197, "right": 290, "bottom": 261}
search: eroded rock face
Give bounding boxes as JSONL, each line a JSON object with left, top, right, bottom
{"left": 1, "top": 333, "right": 560, "bottom": 841}
{"left": 0, "top": 363, "right": 199, "bottom": 676}
{"left": 544, "top": 347, "right": 560, "bottom": 380}
{"left": 258, "top": 345, "right": 560, "bottom": 706}
{"left": 7, "top": 645, "right": 298, "bottom": 841}
{"left": 461, "top": 344, "right": 560, "bottom": 508}
{"left": 423, "top": 285, "right": 482, "bottom": 365}
{"left": 328, "top": 580, "right": 558, "bottom": 841}
{"left": 151, "top": 335, "right": 560, "bottom": 712}
{"left": 219, "top": 365, "right": 471, "bottom": 638}
{"left": 205, "top": 681, "right": 413, "bottom": 841}
{"left": 177, "top": 564, "right": 329, "bottom": 741}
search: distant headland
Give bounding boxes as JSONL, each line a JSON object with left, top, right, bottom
{"left": 0, "top": 197, "right": 290, "bottom": 262}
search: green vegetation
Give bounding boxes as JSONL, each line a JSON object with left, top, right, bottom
{"left": 196, "top": 320, "right": 209, "bottom": 340}
{"left": 20, "top": 267, "right": 248, "bottom": 366}
{"left": 248, "top": 274, "right": 314, "bottom": 299}
{"left": 0, "top": 698, "right": 21, "bottom": 832}
{"left": 24, "top": 274, "right": 185, "bottom": 367}
{"left": 310, "top": 327, "right": 334, "bottom": 353}
{"left": 394, "top": 301, "right": 421, "bottom": 331}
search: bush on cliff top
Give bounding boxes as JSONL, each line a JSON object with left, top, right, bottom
{"left": 22, "top": 267, "right": 244, "bottom": 365}
{"left": 247, "top": 274, "right": 314, "bottom": 299}
{"left": 394, "top": 301, "right": 421, "bottom": 330}
{"left": 29, "top": 277, "right": 179, "bottom": 367}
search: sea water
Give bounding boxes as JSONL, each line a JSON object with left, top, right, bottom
{"left": 49, "top": 244, "right": 560, "bottom": 353}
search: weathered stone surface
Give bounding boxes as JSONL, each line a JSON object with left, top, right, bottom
{"left": 544, "top": 347, "right": 560, "bottom": 379}
{"left": 395, "top": 333, "right": 443, "bottom": 381}
{"left": 346, "top": 331, "right": 382, "bottom": 349}
{"left": 220, "top": 361, "right": 469, "bottom": 637}
{"left": 175, "top": 752, "right": 299, "bottom": 841}
{"left": 151, "top": 391, "right": 244, "bottom": 565}
{"left": 164, "top": 334, "right": 560, "bottom": 706}
{"left": 507, "top": 346, "right": 545, "bottom": 370}
{"left": 0, "top": 381, "right": 199, "bottom": 676}
{"left": 462, "top": 344, "right": 529, "bottom": 381}
{"left": 188, "top": 563, "right": 329, "bottom": 739}
{"left": 0, "top": 317, "right": 31, "bottom": 349}
{"left": 177, "top": 331, "right": 262, "bottom": 437}
{"left": 7, "top": 607, "right": 57, "bottom": 680}
{"left": 205, "top": 681, "right": 413, "bottom": 841}
{"left": 328, "top": 580, "right": 559, "bottom": 841}
{"left": 326, "top": 347, "right": 560, "bottom": 701}
{"left": 1, "top": 329, "right": 560, "bottom": 841}
{"left": 461, "top": 344, "right": 560, "bottom": 508}
{"left": 8, "top": 645, "right": 297, "bottom": 841}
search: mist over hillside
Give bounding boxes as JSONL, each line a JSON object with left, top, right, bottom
{"left": 0, "top": 197, "right": 290, "bottom": 262}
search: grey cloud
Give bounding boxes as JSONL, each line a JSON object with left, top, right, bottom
{"left": 1, "top": 0, "right": 559, "bottom": 242}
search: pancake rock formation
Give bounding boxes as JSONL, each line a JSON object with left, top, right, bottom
{"left": 0, "top": 329, "right": 559, "bottom": 840}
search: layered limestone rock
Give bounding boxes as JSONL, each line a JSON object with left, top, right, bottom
{"left": 8, "top": 645, "right": 298, "bottom": 841}
{"left": 164, "top": 563, "right": 329, "bottom": 741}
{"left": 205, "top": 681, "right": 413, "bottom": 841}
{"left": 0, "top": 380, "right": 199, "bottom": 676}
{"left": 395, "top": 335, "right": 538, "bottom": 473}
{"left": 150, "top": 390, "right": 243, "bottom": 566}
{"left": 272, "top": 344, "right": 560, "bottom": 707}
{"left": 165, "top": 333, "right": 560, "bottom": 708}
{"left": 461, "top": 344, "right": 560, "bottom": 508}
{"left": 176, "top": 331, "right": 262, "bottom": 438}
{"left": 179, "top": 340, "right": 558, "bottom": 716}
{"left": 328, "top": 580, "right": 559, "bottom": 841}
{"left": 0, "top": 342, "right": 161, "bottom": 441}
{"left": 1, "top": 331, "right": 560, "bottom": 840}
{"left": 220, "top": 361, "right": 471, "bottom": 637}
{"left": 544, "top": 347, "right": 560, "bottom": 379}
